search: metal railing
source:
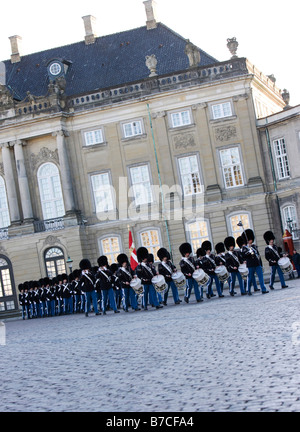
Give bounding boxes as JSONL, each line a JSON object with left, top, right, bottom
{"left": 33, "top": 218, "right": 64, "bottom": 233}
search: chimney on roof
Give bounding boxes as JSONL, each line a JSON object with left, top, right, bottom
{"left": 143, "top": 0, "right": 158, "bottom": 30}
{"left": 9, "top": 35, "right": 22, "bottom": 63}
{"left": 82, "top": 15, "right": 97, "bottom": 45}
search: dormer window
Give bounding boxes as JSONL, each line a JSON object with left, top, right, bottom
{"left": 47, "top": 59, "right": 71, "bottom": 80}
{"left": 49, "top": 62, "right": 62, "bottom": 76}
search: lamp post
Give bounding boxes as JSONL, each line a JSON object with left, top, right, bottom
{"left": 66, "top": 256, "right": 73, "bottom": 274}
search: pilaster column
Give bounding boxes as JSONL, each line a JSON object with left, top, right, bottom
{"left": 53, "top": 130, "right": 75, "bottom": 213}
{"left": 1, "top": 143, "right": 20, "bottom": 222}
{"left": 13, "top": 140, "right": 33, "bottom": 220}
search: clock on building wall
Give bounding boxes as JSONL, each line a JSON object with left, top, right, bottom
{"left": 47, "top": 59, "right": 71, "bottom": 80}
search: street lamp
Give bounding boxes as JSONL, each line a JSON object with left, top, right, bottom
{"left": 66, "top": 256, "right": 73, "bottom": 274}
{"left": 286, "top": 217, "right": 293, "bottom": 233}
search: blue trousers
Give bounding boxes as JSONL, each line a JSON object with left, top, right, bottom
{"left": 186, "top": 278, "right": 201, "bottom": 301}
{"left": 47, "top": 300, "right": 55, "bottom": 316}
{"left": 143, "top": 284, "right": 159, "bottom": 308}
{"left": 269, "top": 265, "right": 286, "bottom": 288}
{"left": 84, "top": 290, "right": 99, "bottom": 314}
{"left": 247, "top": 266, "right": 267, "bottom": 293}
{"left": 207, "top": 274, "right": 222, "bottom": 296}
{"left": 123, "top": 287, "right": 139, "bottom": 310}
{"left": 229, "top": 272, "right": 245, "bottom": 294}
{"left": 164, "top": 280, "right": 180, "bottom": 304}
{"left": 101, "top": 288, "right": 117, "bottom": 312}
{"left": 63, "top": 297, "right": 73, "bottom": 314}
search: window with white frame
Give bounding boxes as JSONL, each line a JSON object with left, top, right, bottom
{"left": 178, "top": 155, "right": 202, "bottom": 195}
{"left": 129, "top": 164, "right": 153, "bottom": 206}
{"left": 123, "top": 120, "right": 143, "bottom": 138}
{"left": 140, "top": 229, "right": 161, "bottom": 261}
{"left": 170, "top": 110, "right": 191, "bottom": 128}
{"left": 0, "top": 256, "right": 17, "bottom": 313}
{"left": 37, "top": 163, "right": 65, "bottom": 220}
{"left": 282, "top": 205, "right": 299, "bottom": 240}
{"left": 229, "top": 213, "right": 251, "bottom": 240}
{"left": 84, "top": 129, "right": 104, "bottom": 146}
{"left": 212, "top": 102, "right": 232, "bottom": 120}
{"left": 91, "top": 172, "right": 114, "bottom": 213}
{"left": 44, "top": 247, "right": 66, "bottom": 278}
{"left": 187, "top": 220, "right": 210, "bottom": 254}
{"left": 273, "top": 138, "right": 290, "bottom": 179}
{"left": 100, "top": 236, "right": 121, "bottom": 265}
{"left": 220, "top": 147, "right": 244, "bottom": 188}
{"left": 0, "top": 177, "right": 10, "bottom": 228}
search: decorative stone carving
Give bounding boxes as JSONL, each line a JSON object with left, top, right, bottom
{"left": 232, "top": 93, "right": 249, "bottom": 102}
{"left": 281, "top": 89, "right": 290, "bottom": 108}
{"left": 214, "top": 125, "right": 237, "bottom": 142}
{"left": 173, "top": 133, "right": 196, "bottom": 150}
{"left": 0, "top": 84, "right": 14, "bottom": 108}
{"left": 185, "top": 39, "right": 200, "bottom": 68}
{"left": 30, "top": 147, "right": 59, "bottom": 171}
{"left": 227, "top": 37, "right": 239, "bottom": 58}
{"left": 192, "top": 102, "right": 207, "bottom": 110}
{"left": 145, "top": 54, "right": 158, "bottom": 77}
{"left": 43, "top": 235, "right": 62, "bottom": 246}
{"left": 151, "top": 111, "right": 166, "bottom": 119}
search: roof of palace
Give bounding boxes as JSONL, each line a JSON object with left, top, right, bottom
{"left": 2, "top": 23, "right": 218, "bottom": 100}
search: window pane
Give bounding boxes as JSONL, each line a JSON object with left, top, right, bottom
{"left": 91, "top": 173, "right": 114, "bottom": 212}
{"left": 140, "top": 230, "right": 160, "bottom": 261}
{"left": 101, "top": 237, "right": 121, "bottom": 264}
{"left": 230, "top": 214, "right": 250, "bottom": 239}
{"left": 38, "top": 163, "right": 65, "bottom": 220}
{"left": 123, "top": 121, "right": 142, "bottom": 138}
{"left": 220, "top": 148, "right": 243, "bottom": 188}
{"left": 273, "top": 139, "right": 290, "bottom": 179}
{"left": 187, "top": 221, "right": 209, "bottom": 254}
{"left": 85, "top": 129, "right": 103, "bottom": 146}
{"left": 130, "top": 165, "right": 153, "bottom": 205}
{"left": 179, "top": 156, "right": 202, "bottom": 195}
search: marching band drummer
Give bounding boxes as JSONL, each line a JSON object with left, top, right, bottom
{"left": 116, "top": 253, "right": 140, "bottom": 312}
{"left": 241, "top": 229, "right": 269, "bottom": 295}
{"left": 201, "top": 241, "right": 223, "bottom": 298}
{"left": 263, "top": 230, "right": 288, "bottom": 290}
{"left": 136, "top": 247, "right": 163, "bottom": 310}
{"left": 179, "top": 242, "right": 202, "bottom": 304}
{"left": 79, "top": 259, "right": 100, "bottom": 317}
{"left": 157, "top": 248, "right": 181, "bottom": 305}
{"left": 224, "top": 236, "right": 246, "bottom": 296}
{"left": 96, "top": 256, "right": 120, "bottom": 315}
{"left": 236, "top": 236, "right": 259, "bottom": 292}
{"left": 215, "top": 242, "right": 232, "bottom": 295}
{"left": 195, "top": 247, "right": 209, "bottom": 300}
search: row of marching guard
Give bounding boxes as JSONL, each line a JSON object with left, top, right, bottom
{"left": 18, "top": 229, "right": 292, "bottom": 319}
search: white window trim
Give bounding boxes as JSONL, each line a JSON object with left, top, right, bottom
{"left": 168, "top": 108, "right": 193, "bottom": 129}
{"left": 219, "top": 145, "right": 245, "bottom": 189}
{"left": 121, "top": 118, "right": 145, "bottom": 139}
{"left": 98, "top": 234, "right": 123, "bottom": 265}
{"left": 273, "top": 137, "right": 291, "bottom": 180}
{"left": 185, "top": 219, "right": 212, "bottom": 255}
{"left": 83, "top": 127, "right": 105, "bottom": 147}
{"left": 37, "top": 162, "right": 65, "bottom": 220}
{"left": 226, "top": 211, "right": 253, "bottom": 239}
{"left": 176, "top": 153, "right": 204, "bottom": 196}
{"left": 128, "top": 163, "right": 154, "bottom": 206}
{"left": 89, "top": 170, "right": 115, "bottom": 214}
{"left": 209, "top": 100, "right": 234, "bottom": 121}
{"left": 137, "top": 227, "right": 162, "bottom": 262}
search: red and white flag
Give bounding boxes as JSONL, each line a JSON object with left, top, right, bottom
{"left": 129, "top": 229, "right": 138, "bottom": 270}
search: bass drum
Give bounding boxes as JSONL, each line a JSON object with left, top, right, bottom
{"left": 171, "top": 271, "right": 186, "bottom": 289}
{"left": 151, "top": 275, "right": 167, "bottom": 293}
{"left": 193, "top": 269, "right": 210, "bottom": 286}
{"left": 278, "top": 257, "right": 293, "bottom": 274}
{"left": 130, "top": 278, "right": 144, "bottom": 295}
{"left": 215, "top": 265, "right": 230, "bottom": 282}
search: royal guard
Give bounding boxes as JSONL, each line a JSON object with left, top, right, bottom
{"left": 136, "top": 247, "right": 162, "bottom": 310}
{"left": 264, "top": 230, "right": 288, "bottom": 290}
{"left": 201, "top": 241, "right": 223, "bottom": 298}
{"left": 79, "top": 259, "right": 99, "bottom": 317}
{"left": 116, "top": 253, "right": 140, "bottom": 312}
{"left": 96, "top": 256, "right": 119, "bottom": 315}
{"left": 157, "top": 247, "right": 181, "bottom": 305}
{"left": 179, "top": 242, "right": 202, "bottom": 303}
{"left": 224, "top": 236, "right": 246, "bottom": 295}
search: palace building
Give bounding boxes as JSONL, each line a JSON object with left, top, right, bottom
{"left": 0, "top": 0, "right": 293, "bottom": 317}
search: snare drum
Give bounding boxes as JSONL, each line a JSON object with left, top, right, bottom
{"left": 238, "top": 263, "right": 249, "bottom": 281}
{"left": 215, "top": 265, "right": 230, "bottom": 282}
{"left": 278, "top": 257, "right": 293, "bottom": 274}
{"left": 130, "top": 278, "right": 144, "bottom": 295}
{"left": 192, "top": 269, "right": 210, "bottom": 286}
{"left": 171, "top": 271, "right": 186, "bottom": 289}
{"left": 151, "top": 275, "right": 167, "bottom": 293}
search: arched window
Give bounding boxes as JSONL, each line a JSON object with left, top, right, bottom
{"left": 99, "top": 236, "right": 122, "bottom": 265}
{"left": 37, "top": 163, "right": 65, "bottom": 220}
{"left": 139, "top": 229, "right": 161, "bottom": 261}
{"left": 282, "top": 205, "right": 299, "bottom": 240}
{"left": 44, "top": 247, "right": 66, "bottom": 278}
{"left": 227, "top": 212, "right": 252, "bottom": 240}
{"left": 186, "top": 220, "right": 210, "bottom": 254}
{"left": 0, "top": 177, "right": 10, "bottom": 228}
{"left": 0, "top": 256, "right": 17, "bottom": 314}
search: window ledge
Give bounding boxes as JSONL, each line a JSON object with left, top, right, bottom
{"left": 82, "top": 142, "right": 108, "bottom": 150}
{"left": 169, "top": 123, "right": 195, "bottom": 132}
{"left": 121, "top": 134, "right": 147, "bottom": 143}
{"left": 210, "top": 115, "right": 237, "bottom": 124}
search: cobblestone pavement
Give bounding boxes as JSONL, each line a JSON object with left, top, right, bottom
{"left": 1, "top": 278, "right": 300, "bottom": 412}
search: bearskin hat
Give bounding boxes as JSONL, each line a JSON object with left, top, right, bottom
{"left": 43, "top": 277, "right": 51, "bottom": 286}
{"left": 148, "top": 254, "right": 154, "bottom": 263}
{"left": 215, "top": 242, "right": 225, "bottom": 254}
{"left": 157, "top": 248, "right": 170, "bottom": 261}
{"left": 38, "top": 278, "right": 45, "bottom": 287}
{"left": 56, "top": 274, "right": 64, "bottom": 282}
{"left": 137, "top": 247, "right": 149, "bottom": 262}
{"left": 73, "top": 269, "right": 81, "bottom": 279}
{"left": 242, "top": 229, "right": 255, "bottom": 243}
{"left": 179, "top": 242, "right": 192, "bottom": 257}
{"left": 97, "top": 255, "right": 108, "bottom": 267}
{"left": 110, "top": 263, "right": 119, "bottom": 273}
{"left": 80, "top": 259, "right": 91, "bottom": 270}
{"left": 236, "top": 236, "right": 245, "bottom": 248}
{"left": 201, "top": 240, "right": 212, "bottom": 253}
{"left": 224, "top": 236, "right": 236, "bottom": 251}
{"left": 23, "top": 281, "right": 29, "bottom": 290}
{"left": 263, "top": 230, "right": 275, "bottom": 245}
{"left": 196, "top": 247, "right": 205, "bottom": 258}
{"left": 117, "top": 253, "right": 129, "bottom": 265}
{"left": 18, "top": 283, "right": 24, "bottom": 292}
